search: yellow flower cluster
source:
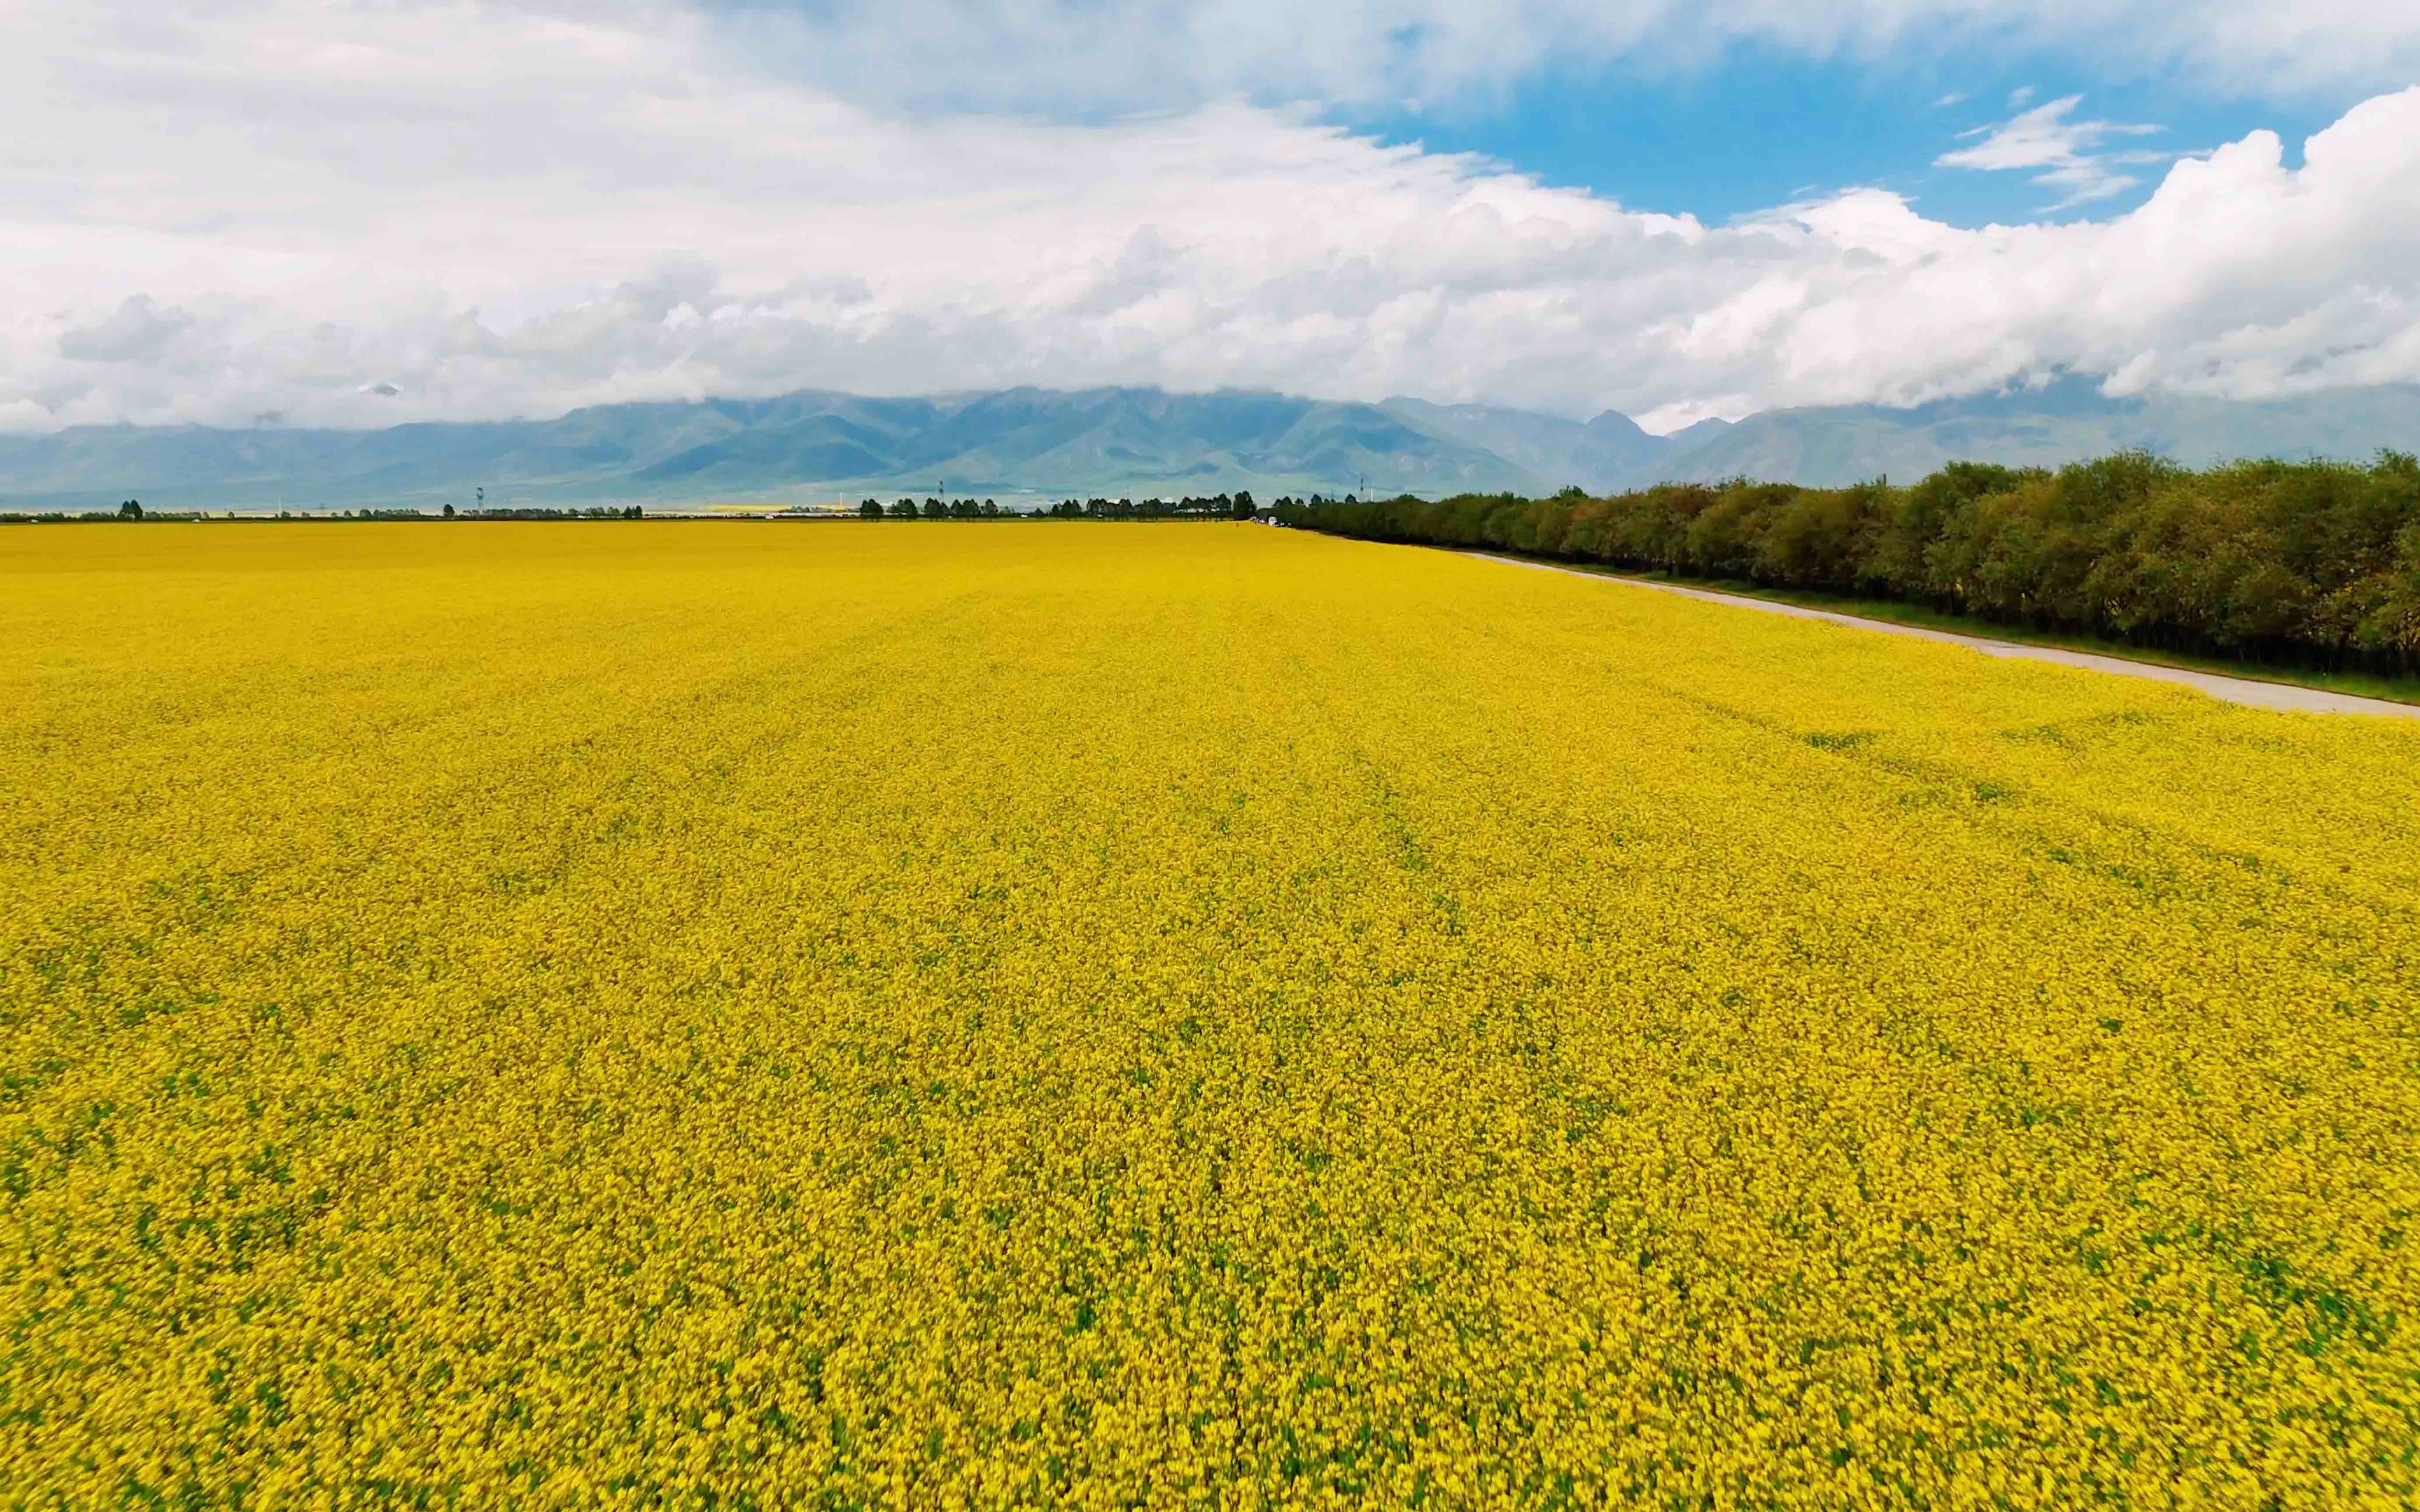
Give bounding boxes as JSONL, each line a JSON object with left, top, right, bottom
{"left": 4, "top": 522, "right": 2417, "bottom": 1508}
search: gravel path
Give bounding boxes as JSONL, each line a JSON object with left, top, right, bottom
{"left": 1471, "top": 553, "right": 2420, "bottom": 721}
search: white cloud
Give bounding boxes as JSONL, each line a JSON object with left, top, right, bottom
{"left": 55, "top": 296, "right": 195, "bottom": 364}
{"left": 1937, "top": 95, "right": 2167, "bottom": 208}
{"left": 3, "top": 0, "right": 2420, "bottom": 434}
{"left": 723, "top": 0, "right": 2420, "bottom": 112}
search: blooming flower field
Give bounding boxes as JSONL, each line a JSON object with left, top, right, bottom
{"left": 3, "top": 523, "right": 2416, "bottom": 1507}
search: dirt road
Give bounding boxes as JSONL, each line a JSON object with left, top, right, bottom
{"left": 1470, "top": 553, "right": 2420, "bottom": 720}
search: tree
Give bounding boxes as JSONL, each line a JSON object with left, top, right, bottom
{"left": 860, "top": 499, "right": 884, "bottom": 519}
{"left": 922, "top": 498, "right": 947, "bottom": 520}
{"left": 890, "top": 498, "right": 918, "bottom": 519}
{"left": 118, "top": 499, "right": 142, "bottom": 519}
{"left": 442, "top": 502, "right": 456, "bottom": 518}
{"left": 1231, "top": 491, "right": 1256, "bottom": 519}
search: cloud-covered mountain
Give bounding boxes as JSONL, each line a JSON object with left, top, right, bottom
{"left": 1664, "top": 382, "right": 2420, "bottom": 486}
{"left": 5, "top": 381, "right": 2417, "bottom": 511}
{"left": 0, "top": 389, "right": 1545, "bottom": 509}
{"left": 1378, "top": 400, "right": 1680, "bottom": 496}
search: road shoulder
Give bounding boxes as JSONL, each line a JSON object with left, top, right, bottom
{"left": 1469, "top": 553, "right": 2420, "bottom": 721}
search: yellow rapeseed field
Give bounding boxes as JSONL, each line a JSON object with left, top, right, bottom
{"left": 3, "top": 522, "right": 2417, "bottom": 1508}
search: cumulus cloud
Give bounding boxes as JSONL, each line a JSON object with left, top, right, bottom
{"left": 55, "top": 296, "right": 195, "bottom": 364}
{"left": 4, "top": 0, "right": 2420, "bottom": 433}
{"left": 1936, "top": 95, "right": 2167, "bottom": 209}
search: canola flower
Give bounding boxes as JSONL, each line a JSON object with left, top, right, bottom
{"left": 1, "top": 522, "right": 2416, "bottom": 1508}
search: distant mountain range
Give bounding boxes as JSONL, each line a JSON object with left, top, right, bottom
{"left": 1662, "top": 384, "right": 2420, "bottom": 488}
{"left": 4, "top": 381, "right": 2416, "bottom": 510}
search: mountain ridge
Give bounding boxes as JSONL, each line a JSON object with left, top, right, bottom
{"left": 1666, "top": 383, "right": 2420, "bottom": 486}
{"left": 0, "top": 388, "right": 1545, "bottom": 509}
{"left": 2, "top": 381, "right": 2415, "bottom": 510}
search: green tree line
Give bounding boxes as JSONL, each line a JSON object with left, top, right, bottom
{"left": 1273, "top": 453, "right": 2420, "bottom": 672}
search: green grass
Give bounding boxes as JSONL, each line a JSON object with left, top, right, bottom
{"left": 1460, "top": 549, "right": 2420, "bottom": 708}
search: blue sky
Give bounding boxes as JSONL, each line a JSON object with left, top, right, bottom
{"left": 705, "top": 1, "right": 2395, "bottom": 228}
{"left": 1360, "top": 48, "right": 2333, "bottom": 227}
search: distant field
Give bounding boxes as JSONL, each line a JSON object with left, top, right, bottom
{"left": 4, "top": 525, "right": 2417, "bottom": 1505}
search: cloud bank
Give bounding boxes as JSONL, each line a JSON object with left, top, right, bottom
{"left": 5, "top": 0, "right": 2420, "bottom": 432}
